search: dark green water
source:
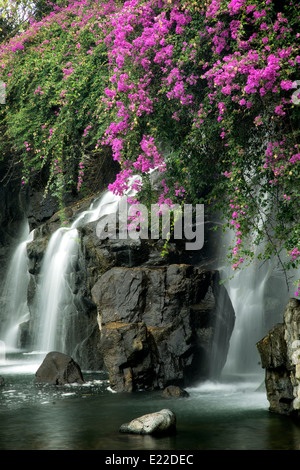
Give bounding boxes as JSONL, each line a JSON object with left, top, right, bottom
{"left": 1, "top": 353, "right": 300, "bottom": 451}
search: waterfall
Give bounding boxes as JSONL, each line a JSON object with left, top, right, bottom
{"left": 34, "top": 189, "right": 122, "bottom": 354}
{"left": 72, "top": 189, "right": 121, "bottom": 229}
{"left": 34, "top": 226, "right": 79, "bottom": 353}
{"left": 220, "top": 228, "right": 295, "bottom": 376}
{"left": 0, "top": 221, "right": 33, "bottom": 353}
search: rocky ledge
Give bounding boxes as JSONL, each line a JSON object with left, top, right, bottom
{"left": 257, "top": 298, "right": 300, "bottom": 419}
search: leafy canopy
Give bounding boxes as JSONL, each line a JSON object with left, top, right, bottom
{"left": 0, "top": 0, "right": 299, "bottom": 292}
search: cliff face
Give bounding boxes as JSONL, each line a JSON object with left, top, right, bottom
{"left": 12, "top": 191, "right": 236, "bottom": 391}
{"left": 257, "top": 298, "right": 300, "bottom": 419}
{"left": 91, "top": 265, "right": 235, "bottom": 391}
{"left": 0, "top": 158, "right": 236, "bottom": 391}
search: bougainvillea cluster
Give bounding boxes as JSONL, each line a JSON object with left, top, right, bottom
{"left": 0, "top": 0, "right": 299, "bottom": 293}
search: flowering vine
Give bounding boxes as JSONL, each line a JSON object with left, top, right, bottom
{"left": 0, "top": 0, "right": 299, "bottom": 293}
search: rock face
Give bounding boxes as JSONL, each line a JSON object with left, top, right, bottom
{"left": 34, "top": 351, "right": 84, "bottom": 385}
{"left": 1, "top": 181, "right": 235, "bottom": 389}
{"left": 92, "top": 264, "right": 235, "bottom": 392}
{"left": 119, "top": 409, "right": 176, "bottom": 435}
{"left": 257, "top": 298, "right": 300, "bottom": 418}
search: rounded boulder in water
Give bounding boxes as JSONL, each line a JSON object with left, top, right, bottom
{"left": 119, "top": 409, "right": 176, "bottom": 435}
{"left": 34, "top": 351, "right": 84, "bottom": 385}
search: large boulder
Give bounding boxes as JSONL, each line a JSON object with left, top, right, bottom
{"left": 92, "top": 264, "right": 235, "bottom": 392}
{"left": 20, "top": 180, "right": 226, "bottom": 375}
{"left": 257, "top": 298, "right": 300, "bottom": 418}
{"left": 119, "top": 409, "right": 176, "bottom": 435}
{"left": 34, "top": 351, "right": 84, "bottom": 385}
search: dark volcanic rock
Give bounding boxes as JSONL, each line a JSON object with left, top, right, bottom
{"left": 92, "top": 264, "right": 235, "bottom": 392}
{"left": 34, "top": 351, "right": 84, "bottom": 385}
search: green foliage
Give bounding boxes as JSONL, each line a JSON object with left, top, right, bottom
{"left": 0, "top": 0, "right": 299, "bottom": 292}
{"left": 0, "top": 1, "right": 115, "bottom": 201}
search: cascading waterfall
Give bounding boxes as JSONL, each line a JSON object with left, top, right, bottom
{"left": 0, "top": 221, "right": 33, "bottom": 355}
{"left": 0, "top": 173, "right": 295, "bottom": 383}
{"left": 34, "top": 226, "right": 80, "bottom": 353}
{"left": 2, "top": 183, "right": 300, "bottom": 451}
{"left": 220, "top": 228, "right": 295, "bottom": 377}
{"left": 34, "top": 188, "right": 123, "bottom": 354}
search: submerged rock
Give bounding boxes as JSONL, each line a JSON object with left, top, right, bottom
{"left": 257, "top": 298, "right": 300, "bottom": 418}
{"left": 119, "top": 409, "right": 176, "bottom": 435}
{"left": 34, "top": 351, "right": 84, "bottom": 385}
{"left": 162, "top": 385, "right": 189, "bottom": 398}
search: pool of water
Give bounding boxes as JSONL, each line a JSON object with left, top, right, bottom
{"left": 1, "top": 352, "right": 300, "bottom": 450}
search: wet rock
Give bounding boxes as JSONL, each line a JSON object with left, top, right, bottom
{"left": 0, "top": 376, "right": 4, "bottom": 387}
{"left": 34, "top": 351, "right": 84, "bottom": 385}
{"left": 162, "top": 385, "right": 189, "bottom": 398}
{"left": 26, "top": 191, "right": 59, "bottom": 230}
{"left": 257, "top": 298, "right": 300, "bottom": 418}
{"left": 257, "top": 323, "right": 287, "bottom": 370}
{"left": 18, "top": 321, "right": 31, "bottom": 349}
{"left": 92, "top": 264, "right": 235, "bottom": 392}
{"left": 119, "top": 409, "right": 176, "bottom": 435}
{"left": 99, "top": 322, "right": 153, "bottom": 392}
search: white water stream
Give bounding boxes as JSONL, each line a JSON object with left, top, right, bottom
{"left": 0, "top": 176, "right": 141, "bottom": 366}
{"left": 34, "top": 189, "right": 122, "bottom": 354}
{"left": 219, "top": 228, "right": 299, "bottom": 376}
{"left": 0, "top": 222, "right": 33, "bottom": 355}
